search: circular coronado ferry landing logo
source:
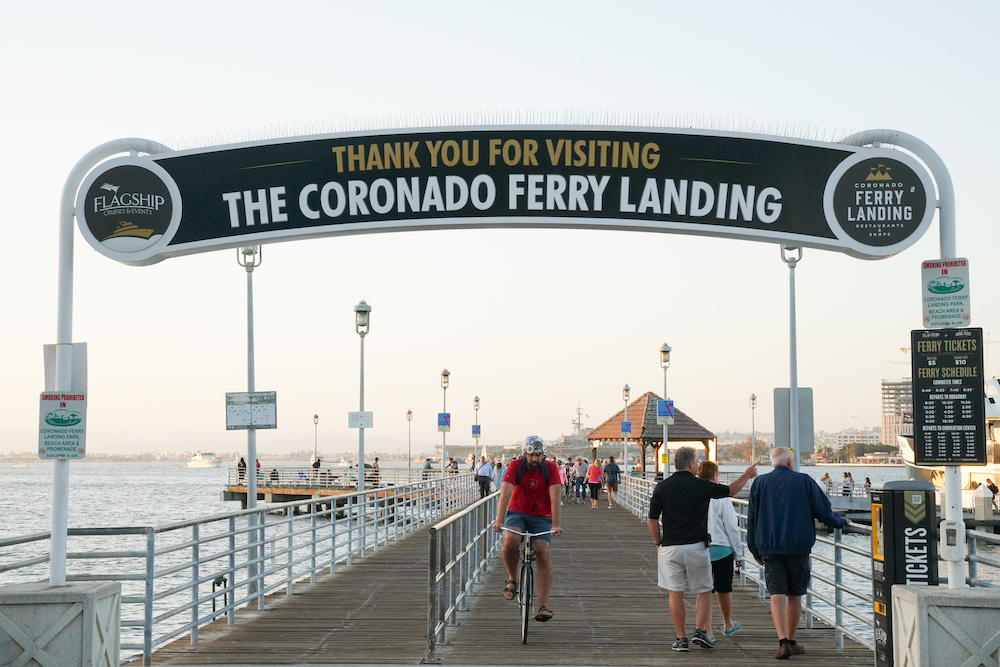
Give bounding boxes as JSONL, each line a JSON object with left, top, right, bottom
{"left": 823, "top": 149, "right": 934, "bottom": 257}
{"left": 79, "top": 161, "right": 176, "bottom": 255}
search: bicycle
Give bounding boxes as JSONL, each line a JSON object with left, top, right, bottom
{"left": 501, "top": 527, "right": 556, "bottom": 644}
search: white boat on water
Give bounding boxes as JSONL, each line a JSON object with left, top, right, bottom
{"left": 900, "top": 377, "right": 1000, "bottom": 492}
{"left": 188, "top": 452, "right": 222, "bottom": 468}
{"left": 13, "top": 457, "right": 26, "bottom": 469}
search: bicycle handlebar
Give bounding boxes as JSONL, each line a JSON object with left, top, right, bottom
{"left": 500, "top": 527, "right": 557, "bottom": 538}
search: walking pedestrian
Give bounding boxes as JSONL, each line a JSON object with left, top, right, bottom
{"left": 603, "top": 456, "right": 622, "bottom": 508}
{"left": 697, "top": 461, "right": 743, "bottom": 640}
{"left": 841, "top": 472, "right": 852, "bottom": 496}
{"left": 587, "top": 458, "right": 603, "bottom": 509}
{"left": 647, "top": 446, "right": 758, "bottom": 652}
{"left": 572, "top": 457, "right": 588, "bottom": 503}
{"left": 475, "top": 455, "right": 493, "bottom": 498}
{"left": 748, "top": 447, "right": 848, "bottom": 659}
{"left": 492, "top": 458, "right": 504, "bottom": 492}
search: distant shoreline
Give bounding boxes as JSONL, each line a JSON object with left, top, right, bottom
{"left": 813, "top": 462, "right": 904, "bottom": 467}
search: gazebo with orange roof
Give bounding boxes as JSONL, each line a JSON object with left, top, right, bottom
{"left": 585, "top": 391, "right": 716, "bottom": 474}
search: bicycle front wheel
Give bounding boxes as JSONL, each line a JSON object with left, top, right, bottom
{"left": 519, "top": 563, "right": 533, "bottom": 644}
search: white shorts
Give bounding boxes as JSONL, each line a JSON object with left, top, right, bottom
{"left": 657, "top": 542, "right": 713, "bottom": 593}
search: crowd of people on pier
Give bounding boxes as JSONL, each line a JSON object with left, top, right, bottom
{"left": 486, "top": 434, "right": 851, "bottom": 660}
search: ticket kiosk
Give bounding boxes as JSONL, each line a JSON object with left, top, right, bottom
{"left": 871, "top": 480, "right": 938, "bottom": 667}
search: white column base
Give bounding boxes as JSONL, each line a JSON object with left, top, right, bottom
{"left": 892, "top": 585, "right": 1000, "bottom": 667}
{"left": 0, "top": 581, "right": 120, "bottom": 667}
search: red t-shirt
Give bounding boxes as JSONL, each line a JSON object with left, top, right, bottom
{"left": 503, "top": 459, "right": 561, "bottom": 518}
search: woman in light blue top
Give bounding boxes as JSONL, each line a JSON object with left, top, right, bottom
{"left": 698, "top": 461, "right": 744, "bottom": 641}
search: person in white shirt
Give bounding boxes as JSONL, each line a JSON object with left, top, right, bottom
{"left": 698, "top": 460, "right": 744, "bottom": 641}
{"left": 474, "top": 455, "right": 493, "bottom": 498}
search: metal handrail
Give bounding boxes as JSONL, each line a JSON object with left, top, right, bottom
{"left": 423, "top": 491, "right": 502, "bottom": 664}
{"left": 0, "top": 473, "right": 476, "bottom": 666}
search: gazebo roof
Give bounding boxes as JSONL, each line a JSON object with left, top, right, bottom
{"left": 585, "top": 391, "right": 715, "bottom": 445}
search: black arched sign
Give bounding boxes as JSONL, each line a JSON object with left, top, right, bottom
{"left": 76, "top": 126, "right": 936, "bottom": 266}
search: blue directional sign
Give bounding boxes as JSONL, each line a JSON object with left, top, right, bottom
{"left": 657, "top": 400, "right": 675, "bottom": 425}
{"left": 620, "top": 421, "right": 632, "bottom": 435}
{"left": 472, "top": 424, "right": 481, "bottom": 438}
{"left": 437, "top": 413, "right": 451, "bottom": 432}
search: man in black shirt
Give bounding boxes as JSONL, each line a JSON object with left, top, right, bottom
{"left": 648, "top": 446, "right": 758, "bottom": 652}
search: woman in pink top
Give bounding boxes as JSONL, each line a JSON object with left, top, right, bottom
{"left": 587, "top": 458, "right": 604, "bottom": 509}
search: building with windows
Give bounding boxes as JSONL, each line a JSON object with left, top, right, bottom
{"left": 835, "top": 428, "right": 882, "bottom": 448}
{"left": 881, "top": 378, "right": 912, "bottom": 448}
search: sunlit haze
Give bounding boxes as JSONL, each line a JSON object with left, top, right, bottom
{"left": 2, "top": 2, "right": 999, "bottom": 459}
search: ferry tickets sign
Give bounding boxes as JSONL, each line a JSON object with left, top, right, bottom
{"left": 910, "top": 327, "right": 985, "bottom": 465}
{"left": 75, "top": 127, "right": 937, "bottom": 266}
{"left": 39, "top": 392, "right": 87, "bottom": 459}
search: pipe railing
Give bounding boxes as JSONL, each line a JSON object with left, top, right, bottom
{"left": 0, "top": 473, "right": 476, "bottom": 666}
{"left": 423, "top": 491, "right": 502, "bottom": 664}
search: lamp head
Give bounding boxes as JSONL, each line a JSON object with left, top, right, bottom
{"left": 407, "top": 410, "right": 412, "bottom": 421}
{"left": 623, "top": 384, "right": 630, "bottom": 401}
{"left": 750, "top": 393, "right": 757, "bottom": 409}
{"left": 354, "top": 300, "right": 371, "bottom": 335}
{"left": 441, "top": 369, "right": 450, "bottom": 389}
{"left": 313, "top": 414, "right": 318, "bottom": 425}
{"left": 474, "top": 396, "right": 480, "bottom": 411}
{"left": 660, "top": 343, "right": 672, "bottom": 368}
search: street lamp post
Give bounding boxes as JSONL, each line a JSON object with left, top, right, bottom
{"left": 622, "top": 384, "right": 630, "bottom": 475}
{"left": 237, "top": 245, "right": 261, "bottom": 597}
{"left": 750, "top": 394, "right": 757, "bottom": 463}
{"left": 313, "top": 414, "right": 319, "bottom": 463}
{"left": 660, "top": 343, "right": 671, "bottom": 477}
{"left": 355, "top": 300, "right": 371, "bottom": 492}
{"left": 441, "top": 369, "right": 450, "bottom": 476}
{"left": 407, "top": 410, "right": 413, "bottom": 476}
{"left": 474, "top": 396, "right": 480, "bottom": 459}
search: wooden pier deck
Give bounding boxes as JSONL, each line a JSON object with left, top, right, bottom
{"left": 148, "top": 499, "right": 874, "bottom": 666}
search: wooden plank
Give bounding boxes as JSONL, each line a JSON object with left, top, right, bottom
{"left": 142, "top": 499, "right": 873, "bottom": 666}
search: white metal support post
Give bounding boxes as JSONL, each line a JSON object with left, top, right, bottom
{"left": 842, "top": 129, "right": 961, "bottom": 588}
{"left": 237, "top": 246, "right": 262, "bottom": 599}
{"left": 660, "top": 344, "right": 671, "bottom": 477}
{"left": 622, "top": 384, "right": 629, "bottom": 474}
{"left": 441, "top": 370, "right": 449, "bottom": 477}
{"left": 781, "top": 246, "right": 802, "bottom": 471}
{"left": 53, "top": 138, "right": 171, "bottom": 586}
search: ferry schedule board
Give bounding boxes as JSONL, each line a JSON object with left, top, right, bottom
{"left": 226, "top": 391, "right": 277, "bottom": 430}
{"left": 910, "top": 328, "right": 985, "bottom": 465}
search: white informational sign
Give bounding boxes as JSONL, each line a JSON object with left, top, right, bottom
{"left": 921, "top": 258, "right": 971, "bottom": 328}
{"left": 348, "top": 411, "right": 374, "bottom": 428}
{"left": 39, "top": 392, "right": 87, "bottom": 459}
{"left": 225, "top": 391, "right": 277, "bottom": 430}
{"left": 657, "top": 399, "right": 675, "bottom": 425}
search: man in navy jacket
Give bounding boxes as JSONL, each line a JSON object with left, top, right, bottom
{"left": 747, "top": 447, "right": 847, "bottom": 659}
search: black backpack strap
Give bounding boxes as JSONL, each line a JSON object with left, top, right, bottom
{"left": 513, "top": 457, "right": 550, "bottom": 485}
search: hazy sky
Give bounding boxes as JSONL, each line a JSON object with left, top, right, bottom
{"left": 2, "top": 1, "right": 998, "bottom": 459}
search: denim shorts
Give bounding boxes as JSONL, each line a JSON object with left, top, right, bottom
{"left": 503, "top": 510, "right": 553, "bottom": 543}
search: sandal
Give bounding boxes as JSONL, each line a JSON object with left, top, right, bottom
{"left": 535, "top": 605, "right": 554, "bottom": 622}
{"left": 502, "top": 580, "right": 517, "bottom": 601}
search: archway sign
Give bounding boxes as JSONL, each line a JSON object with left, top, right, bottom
{"left": 74, "top": 126, "right": 937, "bottom": 266}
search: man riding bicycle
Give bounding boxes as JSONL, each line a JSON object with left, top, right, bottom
{"left": 494, "top": 435, "right": 563, "bottom": 622}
